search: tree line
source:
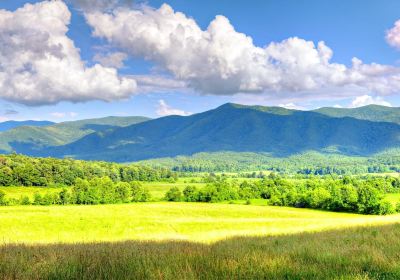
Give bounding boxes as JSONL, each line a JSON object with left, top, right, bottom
{"left": 0, "top": 154, "right": 177, "bottom": 187}
{"left": 0, "top": 177, "right": 151, "bottom": 206}
{"left": 165, "top": 175, "right": 400, "bottom": 215}
{"left": 141, "top": 151, "right": 400, "bottom": 174}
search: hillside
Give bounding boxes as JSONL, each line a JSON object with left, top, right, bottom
{"left": 36, "top": 103, "right": 400, "bottom": 162}
{"left": 0, "top": 116, "right": 150, "bottom": 153}
{"left": 314, "top": 105, "right": 400, "bottom": 124}
{"left": 0, "top": 120, "right": 54, "bottom": 132}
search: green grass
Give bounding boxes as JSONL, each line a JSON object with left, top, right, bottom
{"left": 1, "top": 223, "right": 400, "bottom": 279}
{"left": 142, "top": 181, "right": 205, "bottom": 199}
{"left": 0, "top": 186, "right": 63, "bottom": 199}
{"left": 1, "top": 202, "right": 400, "bottom": 278}
{"left": 0, "top": 202, "right": 399, "bottom": 244}
{"left": 385, "top": 193, "right": 400, "bottom": 206}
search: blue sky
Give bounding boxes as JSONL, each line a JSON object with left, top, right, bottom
{"left": 1, "top": 0, "right": 400, "bottom": 121}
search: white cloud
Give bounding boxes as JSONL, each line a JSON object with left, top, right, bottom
{"left": 0, "top": 1, "right": 137, "bottom": 106}
{"left": 386, "top": 20, "right": 400, "bottom": 48}
{"left": 85, "top": 4, "right": 400, "bottom": 99}
{"left": 350, "top": 95, "right": 392, "bottom": 108}
{"left": 132, "top": 75, "right": 187, "bottom": 93}
{"left": 156, "top": 100, "right": 192, "bottom": 116}
{"left": 50, "top": 111, "right": 79, "bottom": 118}
{"left": 278, "top": 103, "right": 305, "bottom": 110}
{"left": 93, "top": 52, "right": 127, "bottom": 68}
{"left": 68, "top": 0, "right": 134, "bottom": 12}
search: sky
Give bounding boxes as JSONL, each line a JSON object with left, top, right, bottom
{"left": 1, "top": 0, "right": 400, "bottom": 122}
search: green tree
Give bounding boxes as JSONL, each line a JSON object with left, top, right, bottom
{"left": 130, "top": 182, "right": 151, "bottom": 202}
{"left": 164, "top": 187, "right": 182, "bottom": 202}
{"left": 183, "top": 186, "right": 199, "bottom": 202}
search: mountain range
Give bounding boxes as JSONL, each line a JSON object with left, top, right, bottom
{"left": 1, "top": 103, "right": 400, "bottom": 162}
{"left": 0, "top": 116, "right": 150, "bottom": 154}
{"left": 0, "top": 120, "right": 54, "bottom": 132}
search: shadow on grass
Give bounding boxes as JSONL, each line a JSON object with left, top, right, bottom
{"left": 1, "top": 223, "right": 400, "bottom": 279}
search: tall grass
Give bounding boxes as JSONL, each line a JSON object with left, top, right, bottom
{"left": 1, "top": 203, "right": 399, "bottom": 244}
{"left": 1, "top": 224, "right": 400, "bottom": 279}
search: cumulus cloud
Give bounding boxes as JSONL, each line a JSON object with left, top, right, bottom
{"left": 350, "top": 95, "right": 392, "bottom": 108}
{"left": 156, "top": 100, "right": 191, "bottom": 116}
{"left": 67, "top": 0, "right": 134, "bottom": 12}
{"left": 85, "top": 4, "right": 400, "bottom": 98}
{"left": 0, "top": 1, "right": 137, "bottom": 106}
{"left": 132, "top": 75, "right": 187, "bottom": 93}
{"left": 93, "top": 52, "right": 127, "bottom": 68}
{"left": 386, "top": 20, "right": 400, "bottom": 48}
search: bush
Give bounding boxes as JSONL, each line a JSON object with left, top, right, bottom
{"left": 114, "top": 182, "right": 131, "bottom": 203}
{"left": 33, "top": 193, "right": 43, "bottom": 205}
{"left": 19, "top": 196, "right": 31, "bottom": 205}
{"left": 164, "top": 187, "right": 182, "bottom": 202}
{"left": 183, "top": 186, "right": 199, "bottom": 202}
{"left": 0, "top": 190, "right": 7, "bottom": 206}
{"left": 376, "top": 201, "right": 395, "bottom": 215}
{"left": 58, "top": 189, "right": 71, "bottom": 205}
{"left": 130, "top": 182, "right": 151, "bottom": 202}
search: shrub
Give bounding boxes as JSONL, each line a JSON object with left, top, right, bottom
{"left": 58, "top": 189, "right": 71, "bottom": 205}
{"left": 114, "top": 182, "right": 130, "bottom": 203}
{"left": 130, "top": 182, "right": 151, "bottom": 202}
{"left": 164, "top": 187, "right": 182, "bottom": 202}
{"left": 19, "top": 196, "right": 31, "bottom": 205}
{"left": 33, "top": 193, "right": 43, "bottom": 205}
{"left": 0, "top": 190, "right": 7, "bottom": 206}
{"left": 376, "top": 201, "right": 395, "bottom": 215}
{"left": 183, "top": 186, "right": 199, "bottom": 202}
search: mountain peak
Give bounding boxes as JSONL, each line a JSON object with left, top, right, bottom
{"left": 217, "top": 103, "right": 296, "bottom": 115}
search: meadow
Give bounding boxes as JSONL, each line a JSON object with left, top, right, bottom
{"left": 0, "top": 202, "right": 399, "bottom": 244}
{"left": 1, "top": 203, "right": 400, "bottom": 279}
{"left": 2, "top": 154, "right": 400, "bottom": 278}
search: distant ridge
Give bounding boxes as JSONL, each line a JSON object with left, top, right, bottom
{"left": 313, "top": 105, "right": 400, "bottom": 124}
{"left": 36, "top": 103, "right": 400, "bottom": 162}
{"left": 0, "top": 116, "right": 150, "bottom": 153}
{"left": 0, "top": 120, "right": 54, "bottom": 132}
{"left": 3, "top": 103, "right": 400, "bottom": 162}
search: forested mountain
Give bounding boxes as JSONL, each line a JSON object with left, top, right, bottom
{"left": 0, "top": 120, "right": 54, "bottom": 132}
{"left": 314, "top": 105, "right": 400, "bottom": 124}
{"left": 0, "top": 116, "right": 150, "bottom": 153}
{"left": 3, "top": 103, "right": 400, "bottom": 163}
{"left": 34, "top": 103, "right": 400, "bottom": 162}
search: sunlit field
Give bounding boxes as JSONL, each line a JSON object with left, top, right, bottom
{"left": 1, "top": 203, "right": 400, "bottom": 279}
{"left": 0, "top": 186, "right": 63, "bottom": 199}
{"left": 1, "top": 202, "right": 400, "bottom": 244}
{"left": 3, "top": 223, "right": 400, "bottom": 279}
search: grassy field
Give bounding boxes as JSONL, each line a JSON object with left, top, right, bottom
{"left": 0, "top": 203, "right": 400, "bottom": 279}
{"left": 0, "top": 186, "right": 63, "bottom": 199}
{"left": 1, "top": 202, "right": 400, "bottom": 244}
{"left": 1, "top": 224, "right": 400, "bottom": 279}
{"left": 385, "top": 193, "right": 400, "bottom": 205}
